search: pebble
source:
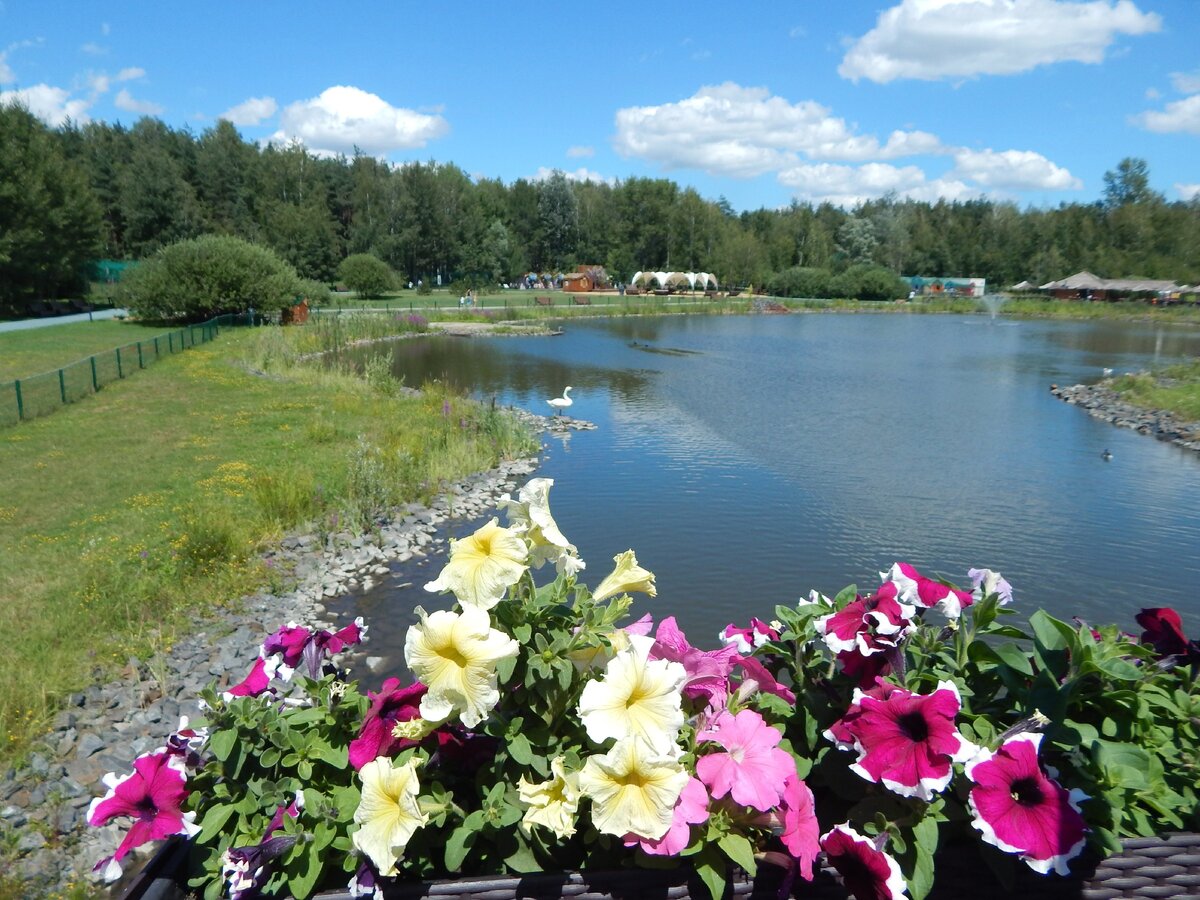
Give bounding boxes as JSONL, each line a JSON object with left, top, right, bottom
{"left": 1051, "top": 380, "right": 1200, "bottom": 453}
{"left": 0, "top": 408, "right": 592, "bottom": 896}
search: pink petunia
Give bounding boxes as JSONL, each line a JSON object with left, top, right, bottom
{"left": 820, "top": 824, "right": 908, "bottom": 900}
{"left": 718, "top": 618, "right": 780, "bottom": 654}
{"left": 733, "top": 653, "right": 796, "bottom": 705}
{"left": 836, "top": 648, "right": 896, "bottom": 688}
{"left": 778, "top": 775, "right": 820, "bottom": 881}
{"left": 696, "top": 709, "right": 797, "bottom": 812}
{"left": 650, "top": 616, "right": 741, "bottom": 709}
{"left": 883, "top": 562, "right": 973, "bottom": 619}
{"left": 831, "top": 680, "right": 976, "bottom": 801}
{"left": 965, "top": 732, "right": 1088, "bottom": 875}
{"left": 625, "top": 777, "right": 709, "bottom": 856}
{"left": 348, "top": 679, "right": 428, "bottom": 770}
{"left": 223, "top": 655, "right": 278, "bottom": 700}
{"left": 87, "top": 751, "right": 199, "bottom": 881}
{"left": 823, "top": 678, "right": 904, "bottom": 751}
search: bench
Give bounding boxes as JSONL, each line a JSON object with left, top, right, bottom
{"left": 571, "top": 296, "right": 591, "bottom": 306}
{"left": 534, "top": 296, "right": 554, "bottom": 307}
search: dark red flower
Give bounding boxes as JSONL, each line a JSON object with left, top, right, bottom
{"left": 1135, "top": 607, "right": 1190, "bottom": 658}
{"left": 348, "top": 679, "right": 427, "bottom": 770}
{"left": 820, "top": 824, "right": 907, "bottom": 900}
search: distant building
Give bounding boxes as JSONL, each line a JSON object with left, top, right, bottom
{"left": 1038, "top": 271, "right": 1185, "bottom": 301}
{"left": 904, "top": 275, "right": 985, "bottom": 298}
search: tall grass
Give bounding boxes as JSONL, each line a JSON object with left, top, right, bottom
{"left": 1110, "top": 359, "right": 1200, "bottom": 421}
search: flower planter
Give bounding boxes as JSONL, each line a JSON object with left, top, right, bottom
{"left": 121, "top": 833, "right": 1200, "bottom": 900}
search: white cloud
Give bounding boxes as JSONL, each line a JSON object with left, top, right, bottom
{"left": 777, "top": 160, "right": 974, "bottom": 206}
{"left": 1133, "top": 94, "right": 1200, "bottom": 134}
{"left": 221, "top": 95, "right": 278, "bottom": 126}
{"left": 85, "top": 71, "right": 110, "bottom": 95}
{"left": 613, "top": 83, "right": 944, "bottom": 178}
{"left": 116, "top": 67, "right": 145, "bottom": 81}
{"left": 1170, "top": 70, "right": 1200, "bottom": 95}
{"left": 81, "top": 41, "right": 107, "bottom": 56}
{"left": 114, "top": 87, "right": 163, "bottom": 115}
{"left": 840, "top": 0, "right": 1161, "bottom": 83}
{"left": 566, "top": 144, "right": 594, "bottom": 158}
{"left": 1145, "top": 86, "right": 1160, "bottom": 99}
{"left": 0, "top": 84, "right": 91, "bottom": 125}
{"left": 533, "top": 166, "right": 615, "bottom": 186}
{"left": 271, "top": 85, "right": 449, "bottom": 156}
{"left": 1175, "top": 183, "right": 1200, "bottom": 201}
{"left": 0, "top": 53, "right": 13, "bottom": 85}
{"left": 949, "top": 147, "right": 1082, "bottom": 189}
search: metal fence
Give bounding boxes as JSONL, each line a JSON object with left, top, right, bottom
{"left": 1, "top": 313, "right": 254, "bottom": 429}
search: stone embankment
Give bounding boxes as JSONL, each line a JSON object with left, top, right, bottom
{"left": 1051, "top": 381, "right": 1200, "bottom": 453}
{"left": 0, "top": 411, "right": 595, "bottom": 897}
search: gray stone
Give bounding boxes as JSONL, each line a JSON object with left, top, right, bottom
{"left": 76, "top": 733, "right": 106, "bottom": 759}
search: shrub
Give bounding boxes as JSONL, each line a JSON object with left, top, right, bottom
{"left": 832, "top": 264, "right": 908, "bottom": 302}
{"left": 337, "top": 254, "right": 394, "bottom": 299}
{"left": 119, "top": 235, "right": 302, "bottom": 321}
{"left": 298, "top": 278, "right": 333, "bottom": 308}
{"left": 768, "top": 267, "right": 835, "bottom": 299}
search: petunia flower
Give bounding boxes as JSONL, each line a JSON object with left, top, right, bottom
{"left": 160, "top": 716, "right": 208, "bottom": 772}
{"left": 352, "top": 756, "right": 429, "bottom": 877}
{"left": 696, "top": 708, "right": 797, "bottom": 811}
{"left": 499, "top": 477, "right": 584, "bottom": 574}
{"left": 824, "top": 678, "right": 903, "bottom": 751}
{"left": 423, "top": 517, "right": 528, "bottom": 611}
{"left": 568, "top": 614, "right": 654, "bottom": 672}
{"left": 591, "top": 550, "right": 657, "bottom": 602}
{"left": 87, "top": 751, "right": 199, "bottom": 882}
{"left": 349, "top": 679, "right": 428, "bottom": 770}
{"left": 222, "top": 654, "right": 278, "bottom": 701}
{"left": 347, "top": 863, "right": 378, "bottom": 898}
{"left": 221, "top": 794, "right": 304, "bottom": 899}
{"left": 517, "top": 755, "right": 582, "bottom": 839}
{"left": 777, "top": 775, "right": 820, "bottom": 880}
{"left": 650, "top": 616, "right": 741, "bottom": 709}
{"left": 578, "top": 635, "right": 686, "bottom": 755}
{"left": 261, "top": 617, "right": 368, "bottom": 682}
{"left": 820, "top": 824, "right": 908, "bottom": 900}
{"left": 883, "top": 562, "right": 973, "bottom": 619}
{"left": 718, "top": 617, "right": 780, "bottom": 654}
{"left": 1135, "top": 607, "right": 1197, "bottom": 660}
{"left": 578, "top": 738, "right": 689, "bottom": 840}
{"left": 968, "top": 567, "right": 1014, "bottom": 606}
{"left": 965, "top": 732, "right": 1088, "bottom": 875}
{"left": 624, "top": 776, "right": 709, "bottom": 856}
{"left": 732, "top": 653, "right": 797, "bottom": 705}
{"left": 830, "top": 680, "right": 976, "bottom": 801}
{"left": 404, "top": 606, "right": 518, "bottom": 728}
{"left": 815, "top": 583, "right": 916, "bottom": 657}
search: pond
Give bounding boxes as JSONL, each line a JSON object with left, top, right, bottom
{"left": 337, "top": 312, "right": 1200, "bottom": 672}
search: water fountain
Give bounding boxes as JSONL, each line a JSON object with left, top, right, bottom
{"left": 979, "top": 292, "right": 1008, "bottom": 321}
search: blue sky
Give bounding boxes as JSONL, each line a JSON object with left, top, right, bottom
{"left": 2, "top": 0, "right": 1197, "bottom": 211}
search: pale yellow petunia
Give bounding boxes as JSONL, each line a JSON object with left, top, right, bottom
{"left": 578, "top": 738, "right": 688, "bottom": 840}
{"left": 352, "top": 756, "right": 428, "bottom": 876}
{"left": 517, "top": 756, "right": 581, "bottom": 839}
{"left": 577, "top": 636, "right": 685, "bottom": 755}
{"left": 404, "top": 606, "right": 519, "bottom": 728}
{"left": 424, "top": 517, "right": 528, "bottom": 610}
{"left": 500, "top": 478, "right": 583, "bottom": 574}
{"left": 591, "top": 550, "right": 656, "bottom": 602}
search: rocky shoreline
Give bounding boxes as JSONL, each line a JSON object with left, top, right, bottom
{"left": 0, "top": 410, "right": 595, "bottom": 898}
{"left": 1050, "top": 380, "right": 1200, "bottom": 453}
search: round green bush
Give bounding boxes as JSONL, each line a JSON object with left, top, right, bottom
{"left": 337, "top": 254, "right": 395, "bottom": 299}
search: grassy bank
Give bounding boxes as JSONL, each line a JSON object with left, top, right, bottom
{"left": 1110, "top": 359, "right": 1200, "bottom": 421}
{"left": 0, "top": 320, "right": 536, "bottom": 763}
{"left": 0, "top": 321, "right": 167, "bottom": 382}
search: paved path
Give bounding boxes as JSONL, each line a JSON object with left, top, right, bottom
{"left": 0, "top": 309, "right": 129, "bottom": 333}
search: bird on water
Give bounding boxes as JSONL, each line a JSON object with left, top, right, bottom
{"left": 1102, "top": 449, "right": 1113, "bottom": 460}
{"left": 547, "top": 386, "right": 573, "bottom": 417}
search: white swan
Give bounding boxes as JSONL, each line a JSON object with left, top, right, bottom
{"left": 547, "top": 386, "right": 573, "bottom": 416}
{"left": 1102, "top": 367, "right": 1114, "bottom": 376}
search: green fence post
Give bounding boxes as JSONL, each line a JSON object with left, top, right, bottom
{"left": 116, "top": 347, "right": 123, "bottom": 378}
{"left": 14, "top": 380, "right": 24, "bottom": 421}
{"left": 168, "top": 332, "right": 174, "bottom": 353}
{"left": 137, "top": 342, "right": 144, "bottom": 368}
{"left": 153, "top": 336, "right": 159, "bottom": 359}
{"left": 58, "top": 369, "right": 66, "bottom": 404}
{"left": 90, "top": 356, "right": 98, "bottom": 392}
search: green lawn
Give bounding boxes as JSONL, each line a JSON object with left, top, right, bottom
{"left": 0, "top": 320, "right": 168, "bottom": 381}
{"left": 1110, "top": 359, "right": 1200, "bottom": 421}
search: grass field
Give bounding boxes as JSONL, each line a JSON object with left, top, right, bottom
{"left": 0, "top": 321, "right": 168, "bottom": 382}
{"left": 1110, "top": 359, "right": 1200, "bottom": 421}
{"left": 0, "top": 319, "right": 536, "bottom": 765}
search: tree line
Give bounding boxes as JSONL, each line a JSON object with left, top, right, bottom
{"left": 3, "top": 102, "right": 1199, "bottom": 315}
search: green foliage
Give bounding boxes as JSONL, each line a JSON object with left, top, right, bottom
{"left": 831, "top": 263, "right": 908, "bottom": 301}
{"left": 297, "top": 278, "right": 333, "bottom": 308}
{"left": 119, "top": 235, "right": 302, "bottom": 320}
{"left": 338, "top": 254, "right": 394, "bottom": 299}
{"left": 768, "top": 266, "right": 834, "bottom": 299}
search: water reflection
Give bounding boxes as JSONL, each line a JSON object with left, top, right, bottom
{"left": 339, "top": 314, "right": 1200, "bottom": 677}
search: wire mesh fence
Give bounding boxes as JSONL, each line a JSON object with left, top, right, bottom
{"left": 1, "top": 313, "right": 259, "bottom": 429}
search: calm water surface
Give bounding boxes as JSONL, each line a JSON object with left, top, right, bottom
{"left": 340, "top": 313, "right": 1200, "bottom": 672}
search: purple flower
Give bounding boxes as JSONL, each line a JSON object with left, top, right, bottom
{"left": 820, "top": 824, "right": 908, "bottom": 900}
{"left": 968, "top": 567, "right": 1014, "bottom": 606}
{"left": 262, "top": 617, "right": 367, "bottom": 681}
{"left": 828, "top": 680, "right": 976, "bottom": 801}
{"left": 965, "top": 732, "right": 1088, "bottom": 875}
{"left": 221, "top": 794, "right": 304, "bottom": 899}
{"left": 733, "top": 653, "right": 796, "bottom": 705}
{"left": 349, "top": 679, "right": 428, "bottom": 770}
{"left": 160, "top": 716, "right": 208, "bottom": 771}
{"left": 696, "top": 708, "right": 797, "bottom": 812}
{"left": 222, "top": 655, "right": 278, "bottom": 701}
{"left": 87, "top": 752, "right": 198, "bottom": 881}
{"left": 1135, "top": 607, "right": 1196, "bottom": 659}
{"left": 649, "top": 616, "right": 741, "bottom": 709}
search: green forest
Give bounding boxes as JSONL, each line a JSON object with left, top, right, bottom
{"left": 3, "top": 101, "right": 1199, "bottom": 316}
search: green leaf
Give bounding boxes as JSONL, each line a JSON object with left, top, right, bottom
{"left": 196, "top": 802, "right": 237, "bottom": 842}
{"left": 1095, "top": 656, "right": 1141, "bottom": 681}
{"left": 718, "top": 832, "right": 757, "bottom": 876}
{"left": 445, "top": 822, "right": 478, "bottom": 872}
{"left": 993, "top": 642, "right": 1034, "bottom": 676}
{"left": 1029, "top": 610, "right": 1074, "bottom": 652}
{"left": 208, "top": 727, "right": 237, "bottom": 762}
{"left": 694, "top": 847, "right": 729, "bottom": 900}
{"left": 908, "top": 817, "right": 939, "bottom": 900}
{"left": 508, "top": 733, "right": 534, "bottom": 766}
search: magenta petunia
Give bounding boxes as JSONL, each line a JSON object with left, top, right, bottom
{"left": 1135, "top": 607, "right": 1192, "bottom": 658}
{"left": 733, "top": 653, "right": 797, "bottom": 705}
{"left": 262, "top": 617, "right": 368, "bottom": 681}
{"left": 778, "top": 775, "right": 820, "bottom": 881}
{"left": 965, "top": 732, "right": 1088, "bottom": 875}
{"left": 87, "top": 751, "right": 199, "bottom": 881}
{"left": 719, "top": 617, "right": 780, "bottom": 654}
{"left": 836, "top": 648, "right": 896, "bottom": 688}
{"left": 820, "top": 824, "right": 908, "bottom": 900}
{"left": 625, "top": 776, "right": 709, "bottom": 856}
{"left": 223, "top": 655, "right": 277, "bottom": 700}
{"left": 831, "top": 680, "right": 976, "bottom": 800}
{"left": 815, "top": 585, "right": 916, "bottom": 657}
{"left": 650, "top": 616, "right": 741, "bottom": 709}
{"left": 883, "top": 562, "right": 972, "bottom": 619}
{"left": 696, "top": 709, "right": 797, "bottom": 811}
{"left": 348, "top": 679, "right": 428, "bottom": 770}
{"left": 823, "top": 678, "right": 904, "bottom": 751}
{"left": 222, "top": 793, "right": 304, "bottom": 899}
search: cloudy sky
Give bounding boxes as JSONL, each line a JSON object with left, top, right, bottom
{"left": 2, "top": 0, "right": 1197, "bottom": 210}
